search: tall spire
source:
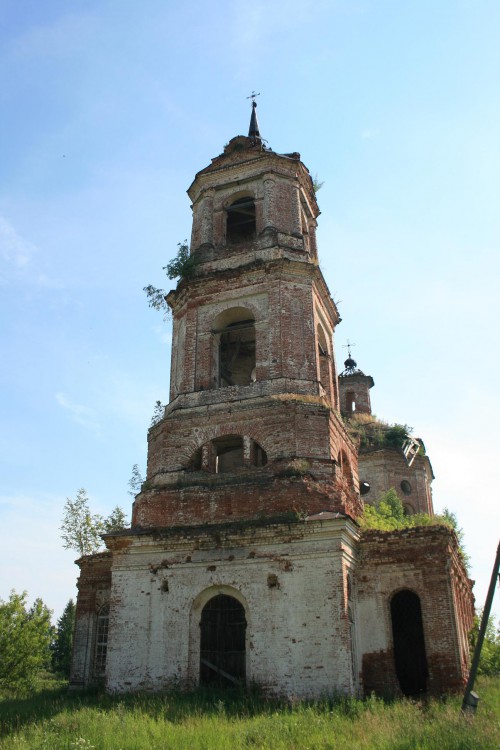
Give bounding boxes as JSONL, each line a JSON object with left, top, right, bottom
{"left": 247, "top": 92, "right": 261, "bottom": 139}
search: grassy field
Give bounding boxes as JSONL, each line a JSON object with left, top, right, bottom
{"left": 0, "top": 676, "right": 498, "bottom": 750}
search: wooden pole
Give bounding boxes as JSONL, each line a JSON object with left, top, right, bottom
{"left": 461, "top": 540, "right": 500, "bottom": 714}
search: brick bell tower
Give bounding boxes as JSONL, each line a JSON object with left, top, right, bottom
{"left": 132, "top": 103, "right": 362, "bottom": 528}
{"left": 74, "top": 104, "right": 367, "bottom": 699}
{"left": 71, "top": 105, "right": 474, "bottom": 698}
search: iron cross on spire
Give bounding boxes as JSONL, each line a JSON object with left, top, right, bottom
{"left": 342, "top": 339, "right": 356, "bottom": 359}
{"left": 246, "top": 91, "right": 262, "bottom": 140}
{"left": 246, "top": 91, "right": 261, "bottom": 104}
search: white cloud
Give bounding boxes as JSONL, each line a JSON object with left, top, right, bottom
{"left": 0, "top": 215, "right": 36, "bottom": 270}
{"left": 56, "top": 392, "right": 102, "bottom": 437}
{"left": 0, "top": 215, "right": 64, "bottom": 288}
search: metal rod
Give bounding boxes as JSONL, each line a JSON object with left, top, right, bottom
{"left": 461, "top": 540, "right": 500, "bottom": 714}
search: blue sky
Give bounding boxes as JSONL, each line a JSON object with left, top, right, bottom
{"left": 1, "top": 0, "right": 499, "bottom": 623}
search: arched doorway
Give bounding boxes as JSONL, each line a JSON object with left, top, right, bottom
{"left": 200, "top": 594, "right": 246, "bottom": 686}
{"left": 391, "top": 590, "right": 428, "bottom": 696}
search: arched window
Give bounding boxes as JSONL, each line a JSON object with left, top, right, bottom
{"left": 338, "top": 450, "right": 353, "bottom": 487}
{"left": 390, "top": 590, "right": 428, "bottom": 696}
{"left": 189, "top": 436, "right": 267, "bottom": 474}
{"left": 226, "top": 197, "right": 256, "bottom": 244}
{"left": 200, "top": 594, "right": 246, "bottom": 686}
{"left": 317, "top": 324, "right": 333, "bottom": 403}
{"left": 214, "top": 308, "right": 256, "bottom": 388}
{"left": 346, "top": 390, "right": 356, "bottom": 414}
{"left": 94, "top": 604, "right": 109, "bottom": 678}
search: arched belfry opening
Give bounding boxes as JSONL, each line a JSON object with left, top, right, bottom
{"left": 188, "top": 435, "right": 267, "bottom": 473}
{"left": 226, "top": 196, "right": 256, "bottom": 245}
{"left": 213, "top": 435, "right": 244, "bottom": 473}
{"left": 200, "top": 594, "right": 247, "bottom": 686}
{"left": 390, "top": 590, "right": 428, "bottom": 696}
{"left": 213, "top": 308, "right": 256, "bottom": 387}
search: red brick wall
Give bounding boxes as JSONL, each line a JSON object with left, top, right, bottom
{"left": 356, "top": 526, "right": 474, "bottom": 696}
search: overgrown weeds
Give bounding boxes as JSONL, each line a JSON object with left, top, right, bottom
{"left": 0, "top": 677, "right": 498, "bottom": 749}
{"left": 346, "top": 413, "right": 417, "bottom": 453}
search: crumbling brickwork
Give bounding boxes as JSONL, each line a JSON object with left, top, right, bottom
{"left": 358, "top": 448, "right": 434, "bottom": 515}
{"left": 356, "top": 525, "right": 473, "bottom": 696}
{"left": 71, "top": 552, "right": 112, "bottom": 688}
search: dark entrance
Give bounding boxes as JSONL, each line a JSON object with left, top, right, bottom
{"left": 200, "top": 594, "right": 246, "bottom": 686}
{"left": 390, "top": 590, "right": 428, "bottom": 696}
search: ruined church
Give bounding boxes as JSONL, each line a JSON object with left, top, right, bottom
{"left": 71, "top": 105, "right": 474, "bottom": 698}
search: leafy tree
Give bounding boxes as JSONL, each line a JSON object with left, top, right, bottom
{"left": 51, "top": 598, "right": 75, "bottom": 677}
{"left": 103, "top": 506, "right": 128, "bottom": 532}
{"left": 0, "top": 591, "right": 53, "bottom": 691}
{"left": 440, "top": 507, "right": 471, "bottom": 572}
{"left": 144, "top": 240, "right": 197, "bottom": 315}
{"left": 164, "top": 240, "right": 196, "bottom": 280}
{"left": 60, "top": 488, "right": 128, "bottom": 555}
{"left": 312, "top": 174, "right": 324, "bottom": 193}
{"left": 361, "top": 491, "right": 470, "bottom": 573}
{"left": 150, "top": 400, "right": 165, "bottom": 427}
{"left": 469, "top": 612, "right": 500, "bottom": 676}
{"left": 361, "top": 488, "right": 407, "bottom": 530}
{"left": 128, "top": 463, "right": 144, "bottom": 497}
{"left": 60, "top": 488, "right": 104, "bottom": 556}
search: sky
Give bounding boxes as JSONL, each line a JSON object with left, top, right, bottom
{"left": 1, "top": 0, "right": 499, "bottom": 625}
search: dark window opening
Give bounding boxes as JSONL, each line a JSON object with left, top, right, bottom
{"left": 346, "top": 390, "right": 356, "bottom": 413}
{"left": 226, "top": 198, "right": 256, "bottom": 244}
{"left": 214, "top": 436, "right": 244, "bottom": 473}
{"left": 200, "top": 594, "right": 246, "bottom": 687}
{"left": 94, "top": 604, "right": 109, "bottom": 678}
{"left": 391, "top": 590, "right": 428, "bottom": 696}
{"left": 219, "top": 320, "right": 256, "bottom": 387}
{"left": 252, "top": 442, "right": 268, "bottom": 467}
{"left": 189, "top": 436, "right": 267, "bottom": 474}
{"left": 338, "top": 450, "right": 353, "bottom": 487}
{"left": 400, "top": 480, "right": 412, "bottom": 495}
{"left": 317, "top": 324, "right": 333, "bottom": 403}
{"left": 190, "top": 447, "right": 202, "bottom": 471}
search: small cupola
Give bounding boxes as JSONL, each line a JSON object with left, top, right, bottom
{"left": 338, "top": 343, "right": 374, "bottom": 417}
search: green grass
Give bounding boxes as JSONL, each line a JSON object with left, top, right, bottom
{"left": 0, "top": 676, "right": 499, "bottom": 750}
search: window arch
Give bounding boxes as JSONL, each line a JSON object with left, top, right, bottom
{"left": 94, "top": 604, "right": 109, "bottom": 678}
{"left": 213, "top": 308, "right": 256, "bottom": 388}
{"left": 226, "top": 196, "right": 256, "bottom": 244}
